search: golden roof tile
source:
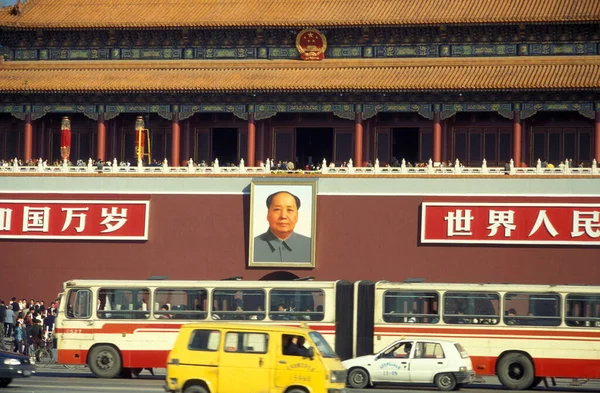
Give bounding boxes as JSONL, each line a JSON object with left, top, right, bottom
{"left": 0, "top": 56, "right": 598, "bottom": 93}
{"left": 0, "top": 0, "right": 598, "bottom": 29}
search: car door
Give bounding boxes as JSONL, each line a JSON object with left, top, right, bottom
{"left": 218, "top": 331, "right": 270, "bottom": 393}
{"left": 370, "top": 341, "right": 413, "bottom": 383}
{"left": 409, "top": 341, "right": 446, "bottom": 383}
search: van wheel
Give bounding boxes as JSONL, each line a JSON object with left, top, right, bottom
{"left": 435, "top": 373, "right": 457, "bottom": 391}
{"left": 348, "top": 368, "right": 370, "bottom": 389}
{"left": 88, "top": 345, "right": 122, "bottom": 378}
{"left": 183, "top": 385, "right": 208, "bottom": 393}
{"left": 287, "top": 389, "right": 307, "bottom": 393}
{"left": 497, "top": 353, "right": 534, "bottom": 390}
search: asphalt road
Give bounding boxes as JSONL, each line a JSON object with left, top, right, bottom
{"left": 6, "top": 365, "right": 600, "bottom": 393}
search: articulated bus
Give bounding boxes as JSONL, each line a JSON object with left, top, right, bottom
{"left": 353, "top": 281, "right": 600, "bottom": 390}
{"left": 56, "top": 279, "right": 600, "bottom": 389}
{"left": 56, "top": 279, "right": 352, "bottom": 378}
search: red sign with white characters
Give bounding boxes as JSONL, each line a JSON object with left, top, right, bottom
{"left": 0, "top": 200, "right": 149, "bottom": 240}
{"left": 421, "top": 202, "right": 600, "bottom": 245}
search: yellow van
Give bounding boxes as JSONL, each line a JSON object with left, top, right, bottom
{"left": 164, "top": 322, "right": 347, "bottom": 393}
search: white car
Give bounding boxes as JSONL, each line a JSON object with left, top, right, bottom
{"left": 342, "top": 338, "right": 475, "bottom": 391}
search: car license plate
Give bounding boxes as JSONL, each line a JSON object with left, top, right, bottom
{"left": 24, "top": 370, "right": 32, "bottom": 376}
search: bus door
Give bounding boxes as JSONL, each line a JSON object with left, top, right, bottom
{"left": 58, "top": 288, "right": 94, "bottom": 363}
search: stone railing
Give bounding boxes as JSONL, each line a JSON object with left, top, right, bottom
{"left": 0, "top": 158, "right": 598, "bottom": 176}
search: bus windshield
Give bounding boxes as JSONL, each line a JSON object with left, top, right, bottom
{"left": 309, "top": 331, "right": 337, "bottom": 358}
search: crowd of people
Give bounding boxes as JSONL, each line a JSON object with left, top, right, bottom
{"left": 1, "top": 297, "right": 58, "bottom": 357}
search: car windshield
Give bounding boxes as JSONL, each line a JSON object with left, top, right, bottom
{"left": 308, "top": 331, "right": 337, "bottom": 358}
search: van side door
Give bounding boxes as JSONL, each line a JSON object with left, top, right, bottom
{"left": 218, "top": 331, "right": 270, "bottom": 393}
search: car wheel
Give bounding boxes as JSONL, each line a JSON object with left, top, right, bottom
{"left": 435, "top": 372, "right": 457, "bottom": 391}
{"left": 348, "top": 368, "right": 370, "bottom": 389}
{"left": 287, "top": 389, "right": 308, "bottom": 393}
{"left": 497, "top": 352, "right": 535, "bottom": 390}
{"left": 0, "top": 378, "right": 12, "bottom": 387}
{"left": 183, "top": 385, "right": 208, "bottom": 393}
{"left": 88, "top": 345, "right": 122, "bottom": 379}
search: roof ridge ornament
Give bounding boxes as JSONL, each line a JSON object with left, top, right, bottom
{"left": 10, "top": 0, "right": 23, "bottom": 16}
{"left": 296, "top": 29, "right": 326, "bottom": 61}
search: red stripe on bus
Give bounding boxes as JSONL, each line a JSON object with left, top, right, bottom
{"left": 56, "top": 322, "right": 335, "bottom": 335}
{"left": 470, "top": 356, "right": 600, "bottom": 379}
{"left": 58, "top": 349, "right": 169, "bottom": 368}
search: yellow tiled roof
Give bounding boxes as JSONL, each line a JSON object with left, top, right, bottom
{"left": 0, "top": 56, "right": 598, "bottom": 93}
{"left": 0, "top": 0, "right": 598, "bottom": 29}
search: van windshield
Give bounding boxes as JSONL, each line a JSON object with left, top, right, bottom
{"left": 308, "top": 331, "right": 337, "bottom": 358}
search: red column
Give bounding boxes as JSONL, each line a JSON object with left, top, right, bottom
{"left": 247, "top": 113, "right": 256, "bottom": 167}
{"left": 595, "top": 111, "right": 600, "bottom": 162}
{"left": 433, "top": 111, "right": 442, "bottom": 163}
{"left": 171, "top": 113, "right": 181, "bottom": 166}
{"left": 24, "top": 113, "right": 32, "bottom": 162}
{"left": 354, "top": 112, "right": 363, "bottom": 167}
{"left": 513, "top": 111, "right": 522, "bottom": 167}
{"left": 97, "top": 113, "right": 106, "bottom": 161}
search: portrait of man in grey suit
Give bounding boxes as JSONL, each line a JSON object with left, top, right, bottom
{"left": 249, "top": 182, "right": 316, "bottom": 267}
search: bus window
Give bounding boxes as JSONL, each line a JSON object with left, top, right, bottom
{"left": 566, "top": 294, "right": 600, "bottom": 327}
{"left": 443, "top": 292, "right": 499, "bottom": 325}
{"left": 383, "top": 291, "right": 439, "bottom": 323}
{"left": 212, "top": 289, "right": 265, "bottom": 320}
{"left": 66, "top": 289, "right": 92, "bottom": 319}
{"left": 504, "top": 292, "right": 561, "bottom": 326}
{"left": 270, "top": 289, "right": 325, "bottom": 321}
{"left": 97, "top": 288, "right": 149, "bottom": 319}
{"left": 155, "top": 288, "right": 208, "bottom": 320}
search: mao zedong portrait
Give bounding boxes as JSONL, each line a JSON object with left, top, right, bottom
{"left": 253, "top": 191, "right": 312, "bottom": 263}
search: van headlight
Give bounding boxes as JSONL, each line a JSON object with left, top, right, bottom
{"left": 4, "top": 359, "right": 21, "bottom": 365}
{"left": 459, "top": 366, "right": 467, "bottom": 372}
{"left": 330, "top": 370, "right": 347, "bottom": 383}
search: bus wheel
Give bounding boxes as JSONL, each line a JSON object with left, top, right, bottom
{"left": 497, "top": 353, "right": 534, "bottom": 390}
{"left": 88, "top": 345, "right": 122, "bottom": 379}
{"left": 183, "top": 385, "right": 208, "bottom": 393}
{"left": 348, "top": 368, "right": 370, "bottom": 389}
{"left": 434, "top": 373, "right": 457, "bottom": 391}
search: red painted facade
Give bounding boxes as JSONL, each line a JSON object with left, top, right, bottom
{"left": 1, "top": 192, "right": 599, "bottom": 303}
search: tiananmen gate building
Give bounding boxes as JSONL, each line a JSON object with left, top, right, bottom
{"left": 0, "top": 0, "right": 599, "bottom": 302}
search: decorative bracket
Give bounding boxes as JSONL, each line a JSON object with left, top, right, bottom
{"left": 578, "top": 109, "right": 595, "bottom": 120}
{"left": 104, "top": 112, "right": 120, "bottom": 121}
{"left": 83, "top": 112, "right": 99, "bottom": 121}
{"left": 497, "top": 110, "right": 514, "bottom": 120}
{"left": 417, "top": 110, "right": 434, "bottom": 120}
{"left": 233, "top": 111, "right": 248, "bottom": 120}
{"left": 11, "top": 112, "right": 26, "bottom": 120}
{"left": 157, "top": 111, "right": 172, "bottom": 121}
{"left": 333, "top": 111, "right": 355, "bottom": 120}
{"left": 179, "top": 111, "right": 194, "bottom": 121}
{"left": 440, "top": 110, "right": 456, "bottom": 120}
{"left": 255, "top": 111, "right": 276, "bottom": 121}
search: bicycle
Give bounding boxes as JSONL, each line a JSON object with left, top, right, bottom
{"left": 32, "top": 335, "right": 77, "bottom": 369}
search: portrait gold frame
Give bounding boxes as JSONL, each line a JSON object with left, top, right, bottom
{"left": 248, "top": 180, "right": 317, "bottom": 268}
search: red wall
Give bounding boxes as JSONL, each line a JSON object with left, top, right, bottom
{"left": 1, "top": 193, "right": 599, "bottom": 303}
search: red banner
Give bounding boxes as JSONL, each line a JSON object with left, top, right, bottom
{"left": 0, "top": 200, "right": 149, "bottom": 240}
{"left": 421, "top": 202, "right": 600, "bottom": 245}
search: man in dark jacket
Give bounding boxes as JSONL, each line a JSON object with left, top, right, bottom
{"left": 30, "top": 318, "right": 44, "bottom": 361}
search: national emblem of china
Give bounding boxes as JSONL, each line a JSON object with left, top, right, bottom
{"left": 296, "top": 29, "right": 327, "bottom": 60}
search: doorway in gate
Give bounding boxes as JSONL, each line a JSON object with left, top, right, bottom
{"left": 392, "top": 128, "right": 419, "bottom": 165}
{"left": 296, "top": 128, "right": 334, "bottom": 169}
{"left": 212, "top": 128, "right": 238, "bottom": 166}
